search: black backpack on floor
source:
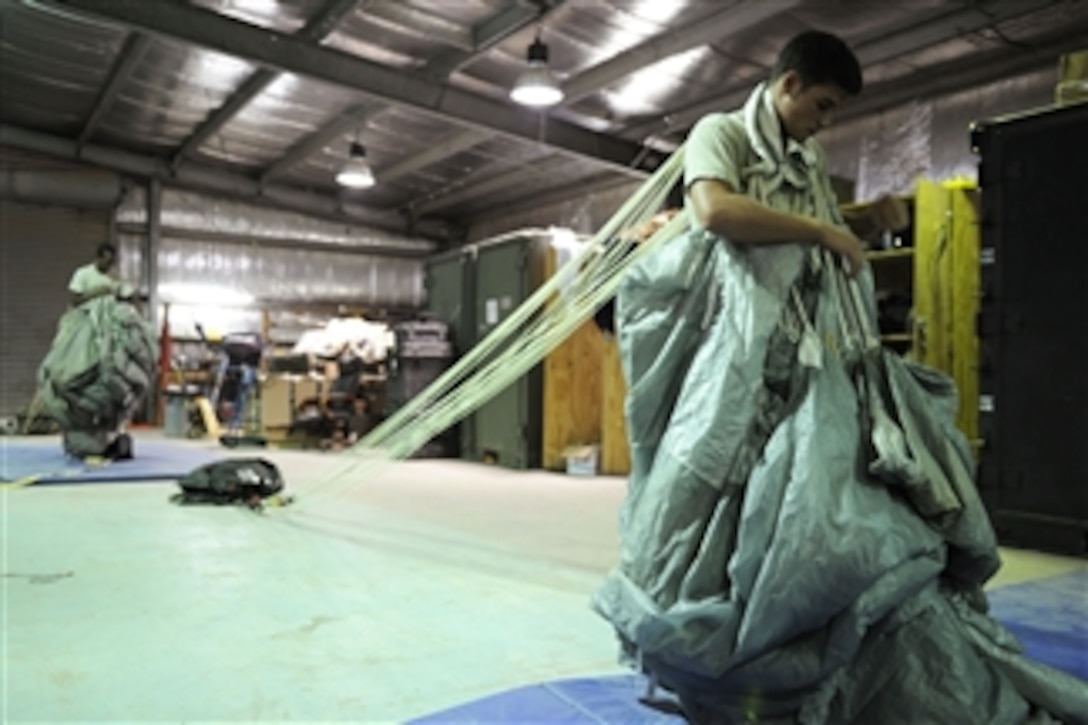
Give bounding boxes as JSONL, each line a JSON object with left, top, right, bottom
{"left": 173, "top": 458, "right": 286, "bottom": 508}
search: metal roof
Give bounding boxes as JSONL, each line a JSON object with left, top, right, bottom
{"left": 2, "top": 0, "right": 1086, "bottom": 242}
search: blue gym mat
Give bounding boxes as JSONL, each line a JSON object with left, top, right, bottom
{"left": 411, "top": 673, "right": 683, "bottom": 724}
{"left": 0, "top": 437, "right": 221, "bottom": 484}
{"left": 988, "top": 567, "right": 1088, "bottom": 681}
{"left": 411, "top": 569, "right": 1088, "bottom": 723}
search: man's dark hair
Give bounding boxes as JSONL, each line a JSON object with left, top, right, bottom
{"left": 96, "top": 242, "right": 117, "bottom": 258}
{"left": 771, "top": 31, "right": 862, "bottom": 96}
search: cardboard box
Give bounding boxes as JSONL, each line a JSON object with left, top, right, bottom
{"left": 564, "top": 445, "right": 600, "bottom": 476}
{"left": 259, "top": 376, "right": 296, "bottom": 429}
{"left": 259, "top": 375, "right": 324, "bottom": 428}
{"left": 296, "top": 376, "right": 323, "bottom": 404}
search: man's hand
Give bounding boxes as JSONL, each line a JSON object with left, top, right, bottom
{"left": 817, "top": 222, "right": 865, "bottom": 276}
{"left": 622, "top": 208, "right": 681, "bottom": 244}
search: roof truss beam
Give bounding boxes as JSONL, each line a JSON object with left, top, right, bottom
{"left": 412, "top": 155, "right": 571, "bottom": 216}
{"left": 258, "top": 106, "right": 383, "bottom": 187}
{"left": 376, "top": 128, "right": 491, "bottom": 186}
{"left": 421, "top": 2, "right": 543, "bottom": 80}
{"left": 560, "top": 0, "right": 800, "bottom": 106}
{"left": 0, "top": 122, "right": 451, "bottom": 240}
{"left": 170, "top": 0, "right": 363, "bottom": 166}
{"left": 77, "top": 32, "right": 151, "bottom": 148}
{"left": 259, "top": 2, "right": 555, "bottom": 185}
{"left": 363, "top": 2, "right": 473, "bottom": 51}
{"left": 620, "top": 0, "right": 1059, "bottom": 141}
{"left": 44, "top": 0, "right": 652, "bottom": 178}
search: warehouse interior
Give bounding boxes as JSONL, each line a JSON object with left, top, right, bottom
{"left": 2, "top": 0, "right": 1087, "bottom": 721}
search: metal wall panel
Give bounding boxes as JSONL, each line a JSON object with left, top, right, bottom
{"left": 153, "top": 238, "right": 423, "bottom": 306}
{"left": 117, "top": 187, "right": 435, "bottom": 255}
{"left": 0, "top": 202, "right": 110, "bottom": 416}
{"left": 117, "top": 231, "right": 424, "bottom": 339}
{"left": 820, "top": 67, "right": 1054, "bottom": 203}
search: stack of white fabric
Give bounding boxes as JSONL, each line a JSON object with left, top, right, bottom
{"left": 292, "top": 317, "right": 392, "bottom": 363}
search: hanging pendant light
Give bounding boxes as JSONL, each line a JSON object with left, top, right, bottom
{"left": 336, "top": 141, "right": 375, "bottom": 189}
{"left": 510, "top": 35, "right": 564, "bottom": 108}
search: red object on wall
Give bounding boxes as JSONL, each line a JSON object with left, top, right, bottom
{"left": 157, "top": 306, "right": 172, "bottom": 426}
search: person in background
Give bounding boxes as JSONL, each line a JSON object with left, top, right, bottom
{"left": 69, "top": 242, "right": 120, "bottom": 307}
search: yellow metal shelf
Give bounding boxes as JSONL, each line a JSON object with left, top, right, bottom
{"left": 839, "top": 195, "right": 913, "bottom": 216}
{"left": 866, "top": 247, "right": 914, "bottom": 262}
{"left": 843, "top": 180, "right": 980, "bottom": 444}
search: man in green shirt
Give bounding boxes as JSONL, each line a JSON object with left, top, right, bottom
{"left": 68, "top": 242, "right": 120, "bottom": 307}
{"left": 595, "top": 30, "right": 1086, "bottom": 723}
{"left": 683, "top": 31, "right": 905, "bottom": 276}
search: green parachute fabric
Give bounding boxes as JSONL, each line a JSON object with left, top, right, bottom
{"left": 37, "top": 296, "right": 157, "bottom": 456}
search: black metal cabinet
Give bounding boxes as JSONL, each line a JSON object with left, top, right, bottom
{"left": 971, "top": 101, "right": 1088, "bottom": 555}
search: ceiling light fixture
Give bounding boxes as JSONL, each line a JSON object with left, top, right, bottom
{"left": 510, "top": 33, "right": 564, "bottom": 108}
{"left": 336, "top": 140, "right": 375, "bottom": 189}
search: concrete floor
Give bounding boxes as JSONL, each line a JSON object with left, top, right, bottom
{"left": 2, "top": 435, "right": 1085, "bottom": 722}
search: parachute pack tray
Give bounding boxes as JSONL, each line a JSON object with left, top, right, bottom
{"left": 0, "top": 438, "right": 222, "bottom": 485}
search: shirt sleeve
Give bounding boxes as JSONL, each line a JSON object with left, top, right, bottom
{"left": 683, "top": 112, "right": 747, "bottom": 193}
{"left": 68, "top": 266, "right": 89, "bottom": 294}
{"left": 69, "top": 265, "right": 116, "bottom": 295}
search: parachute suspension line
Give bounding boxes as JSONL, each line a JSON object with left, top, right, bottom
{"left": 363, "top": 146, "right": 686, "bottom": 451}
{"left": 298, "top": 145, "right": 690, "bottom": 505}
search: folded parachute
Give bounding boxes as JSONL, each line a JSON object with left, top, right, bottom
{"left": 37, "top": 296, "right": 157, "bottom": 457}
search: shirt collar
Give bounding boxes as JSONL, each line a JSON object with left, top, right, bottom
{"left": 760, "top": 87, "right": 818, "bottom": 168}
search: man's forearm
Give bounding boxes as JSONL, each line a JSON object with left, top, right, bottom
{"left": 701, "top": 193, "right": 822, "bottom": 245}
{"left": 688, "top": 179, "right": 822, "bottom": 245}
{"left": 688, "top": 178, "right": 866, "bottom": 275}
{"left": 71, "top": 285, "right": 115, "bottom": 306}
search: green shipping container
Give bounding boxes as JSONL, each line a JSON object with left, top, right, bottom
{"left": 424, "top": 232, "right": 551, "bottom": 469}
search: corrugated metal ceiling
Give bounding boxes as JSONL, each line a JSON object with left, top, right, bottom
{"left": 1, "top": 0, "right": 1086, "bottom": 242}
